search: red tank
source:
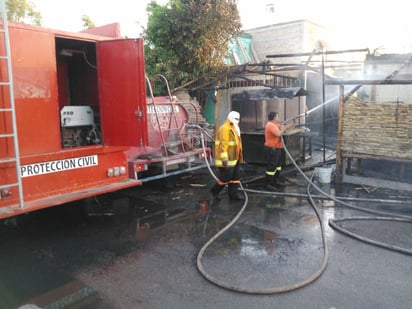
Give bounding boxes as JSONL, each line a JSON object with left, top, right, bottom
{"left": 147, "top": 96, "right": 189, "bottom": 148}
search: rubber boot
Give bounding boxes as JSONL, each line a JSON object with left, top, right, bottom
{"left": 228, "top": 183, "right": 245, "bottom": 201}
{"left": 273, "top": 173, "right": 286, "bottom": 188}
{"left": 210, "top": 183, "right": 224, "bottom": 203}
{"left": 265, "top": 175, "right": 278, "bottom": 191}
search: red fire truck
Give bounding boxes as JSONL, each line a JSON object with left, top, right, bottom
{"left": 0, "top": 21, "right": 211, "bottom": 220}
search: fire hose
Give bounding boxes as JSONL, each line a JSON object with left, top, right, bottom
{"left": 189, "top": 56, "right": 412, "bottom": 293}
{"left": 281, "top": 136, "right": 412, "bottom": 256}
{"left": 189, "top": 121, "right": 327, "bottom": 294}
{"left": 189, "top": 98, "right": 412, "bottom": 293}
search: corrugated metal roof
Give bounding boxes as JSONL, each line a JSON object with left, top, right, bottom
{"left": 232, "top": 87, "right": 307, "bottom": 101}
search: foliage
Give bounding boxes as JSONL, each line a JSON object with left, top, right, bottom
{"left": 81, "top": 15, "right": 95, "bottom": 29}
{"left": 144, "top": 0, "right": 242, "bottom": 91}
{"left": 5, "top": 0, "right": 41, "bottom": 26}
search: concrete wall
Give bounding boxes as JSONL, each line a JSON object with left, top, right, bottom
{"left": 245, "top": 20, "right": 329, "bottom": 63}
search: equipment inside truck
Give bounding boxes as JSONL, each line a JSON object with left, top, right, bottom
{"left": 55, "top": 37, "right": 101, "bottom": 148}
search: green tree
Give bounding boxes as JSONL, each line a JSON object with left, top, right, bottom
{"left": 81, "top": 14, "right": 95, "bottom": 29}
{"left": 6, "top": 0, "right": 41, "bottom": 26}
{"left": 144, "top": 0, "right": 241, "bottom": 91}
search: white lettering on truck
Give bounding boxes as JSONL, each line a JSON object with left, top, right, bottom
{"left": 21, "top": 155, "right": 98, "bottom": 177}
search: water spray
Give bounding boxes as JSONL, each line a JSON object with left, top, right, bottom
{"left": 191, "top": 53, "right": 412, "bottom": 290}
{"left": 281, "top": 86, "right": 360, "bottom": 125}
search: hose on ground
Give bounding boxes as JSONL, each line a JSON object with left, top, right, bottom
{"left": 194, "top": 125, "right": 329, "bottom": 294}
{"left": 278, "top": 136, "right": 412, "bottom": 256}
{"left": 193, "top": 124, "right": 412, "bottom": 295}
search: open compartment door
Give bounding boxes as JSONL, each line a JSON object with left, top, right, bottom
{"left": 97, "top": 38, "right": 148, "bottom": 147}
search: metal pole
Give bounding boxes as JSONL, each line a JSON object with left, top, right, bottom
{"left": 321, "top": 49, "right": 326, "bottom": 163}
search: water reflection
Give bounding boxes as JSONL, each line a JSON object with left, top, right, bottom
{"left": 318, "top": 183, "right": 336, "bottom": 207}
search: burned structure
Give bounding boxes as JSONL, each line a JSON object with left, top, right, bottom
{"left": 204, "top": 20, "right": 365, "bottom": 168}
{"left": 334, "top": 53, "right": 412, "bottom": 191}
{"left": 189, "top": 19, "right": 411, "bottom": 190}
{"left": 231, "top": 87, "right": 307, "bottom": 164}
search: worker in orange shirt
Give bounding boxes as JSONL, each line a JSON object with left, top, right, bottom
{"left": 264, "top": 111, "right": 296, "bottom": 190}
{"left": 210, "top": 111, "right": 245, "bottom": 201}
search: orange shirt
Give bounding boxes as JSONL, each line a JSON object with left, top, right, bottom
{"left": 264, "top": 121, "right": 282, "bottom": 148}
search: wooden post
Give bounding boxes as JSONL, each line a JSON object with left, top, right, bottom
{"left": 214, "top": 86, "right": 221, "bottom": 135}
{"left": 336, "top": 84, "right": 344, "bottom": 183}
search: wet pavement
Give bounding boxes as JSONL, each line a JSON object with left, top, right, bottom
{"left": 1, "top": 153, "right": 412, "bottom": 309}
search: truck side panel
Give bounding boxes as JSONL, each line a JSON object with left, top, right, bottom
{"left": 0, "top": 24, "right": 142, "bottom": 219}
{"left": 10, "top": 26, "right": 61, "bottom": 155}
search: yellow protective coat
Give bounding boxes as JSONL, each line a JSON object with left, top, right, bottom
{"left": 214, "top": 119, "right": 243, "bottom": 167}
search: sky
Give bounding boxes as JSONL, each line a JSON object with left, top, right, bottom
{"left": 31, "top": 0, "right": 412, "bottom": 53}
{"left": 32, "top": 0, "right": 162, "bottom": 37}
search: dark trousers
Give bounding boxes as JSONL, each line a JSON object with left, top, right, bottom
{"left": 264, "top": 146, "right": 283, "bottom": 184}
{"left": 211, "top": 162, "right": 241, "bottom": 197}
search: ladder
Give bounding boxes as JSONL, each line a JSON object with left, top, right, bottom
{"left": 146, "top": 74, "right": 186, "bottom": 156}
{"left": 0, "top": 0, "right": 24, "bottom": 208}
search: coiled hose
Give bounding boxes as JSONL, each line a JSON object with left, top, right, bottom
{"left": 193, "top": 125, "right": 412, "bottom": 294}
{"left": 194, "top": 126, "right": 329, "bottom": 294}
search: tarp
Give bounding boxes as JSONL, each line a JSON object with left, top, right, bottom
{"left": 225, "top": 33, "right": 258, "bottom": 65}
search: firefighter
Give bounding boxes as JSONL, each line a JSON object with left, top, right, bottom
{"left": 264, "top": 111, "right": 296, "bottom": 190}
{"left": 210, "top": 111, "right": 245, "bottom": 201}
